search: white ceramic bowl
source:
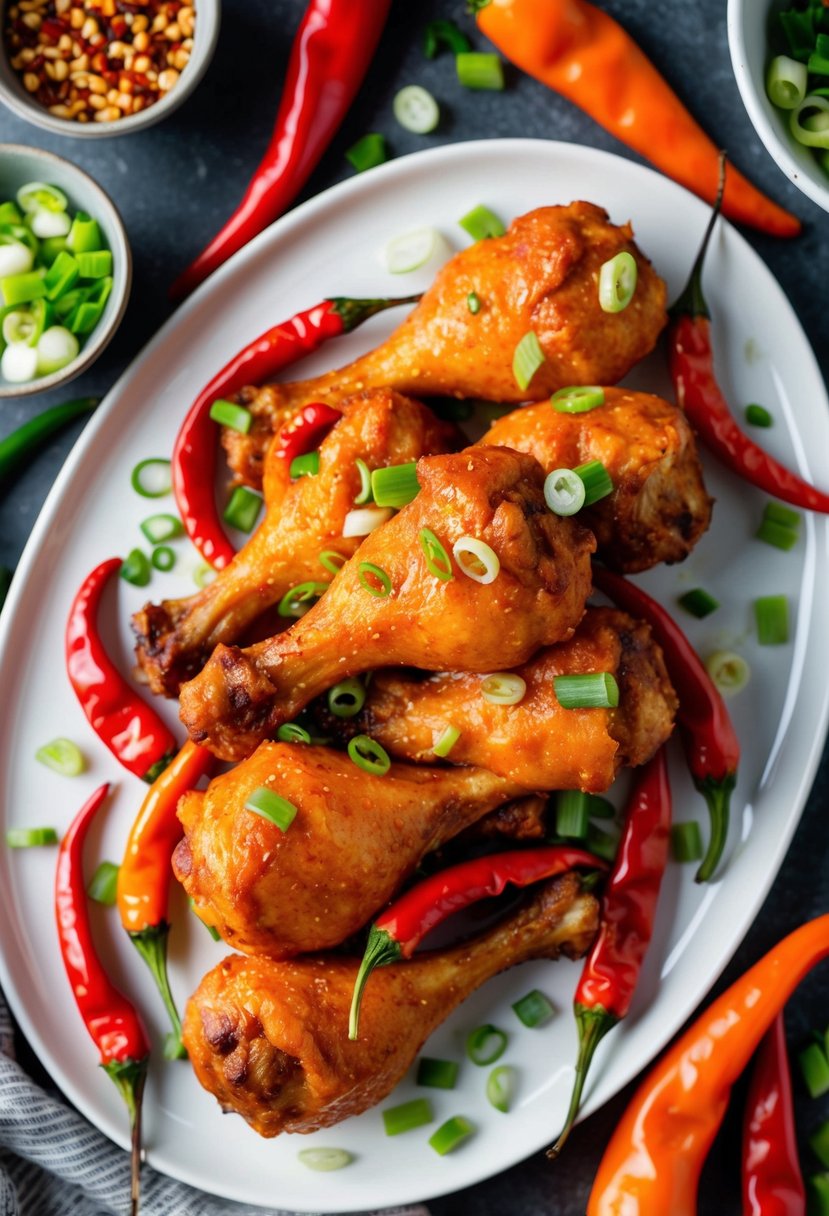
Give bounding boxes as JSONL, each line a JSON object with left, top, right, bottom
{"left": 0, "top": 144, "right": 131, "bottom": 398}
{"left": 0, "top": 0, "right": 219, "bottom": 138}
{"left": 728, "top": 0, "right": 829, "bottom": 213}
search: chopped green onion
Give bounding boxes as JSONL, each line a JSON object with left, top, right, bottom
{"left": 297, "top": 1148, "right": 353, "bottom": 1172}
{"left": 223, "top": 486, "right": 263, "bottom": 533}
{"left": 371, "top": 461, "right": 419, "bottom": 507}
{"left": 481, "top": 672, "right": 526, "bottom": 706}
{"left": 358, "top": 561, "right": 392, "bottom": 598}
{"left": 791, "top": 95, "right": 829, "bottom": 149}
{"left": 466, "top": 1024, "right": 508, "bottom": 1066}
{"left": 755, "top": 595, "right": 790, "bottom": 645}
{"left": 120, "top": 548, "right": 151, "bottom": 587}
{"left": 554, "top": 672, "right": 619, "bottom": 709}
{"left": 433, "top": 723, "right": 461, "bottom": 758}
{"left": 677, "top": 588, "right": 720, "bottom": 619}
{"left": 1, "top": 341, "right": 37, "bottom": 382}
{"left": 131, "top": 458, "right": 171, "bottom": 498}
{"left": 429, "top": 1115, "right": 475, "bottom": 1155}
{"left": 209, "top": 399, "right": 252, "bottom": 433}
{"left": 30, "top": 208, "right": 70, "bottom": 239}
{"left": 151, "top": 545, "right": 175, "bottom": 572}
{"left": 383, "top": 226, "right": 451, "bottom": 274}
{"left": 327, "top": 677, "right": 366, "bottom": 718}
{"left": 76, "top": 250, "right": 112, "bottom": 279}
{"left": 756, "top": 517, "right": 799, "bottom": 550}
{"left": 6, "top": 827, "right": 59, "bottom": 848}
{"left": 705, "top": 651, "right": 751, "bottom": 696}
{"left": 459, "top": 203, "right": 506, "bottom": 240}
{"left": 354, "top": 457, "right": 373, "bottom": 504}
{"left": 276, "top": 722, "right": 312, "bottom": 744}
{"left": 277, "top": 581, "right": 327, "bottom": 618}
{"left": 419, "top": 526, "right": 453, "bottom": 580}
{"left": 87, "top": 860, "right": 119, "bottom": 905}
{"left": 346, "top": 133, "right": 388, "bottom": 173}
{"left": 36, "top": 325, "right": 78, "bottom": 375}
{"left": 383, "top": 1097, "right": 433, "bottom": 1136}
{"left": 342, "top": 506, "right": 394, "bottom": 537}
{"left": 671, "top": 821, "right": 704, "bottom": 863}
{"left": 417, "top": 1057, "right": 459, "bottom": 1089}
{"left": 67, "top": 212, "right": 102, "bottom": 253}
{"left": 800, "top": 1042, "right": 829, "bottom": 1098}
{"left": 574, "top": 459, "right": 614, "bottom": 506}
{"left": 544, "top": 468, "right": 586, "bottom": 517}
{"left": 193, "top": 561, "right": 217, "bottom": 588}
{"left": 0, "top": 238, "right": 33, "bottom": 279}
{"left": 810, "top": 1122, "right": 829, "bottom": 1169}
{"left": 551, "top": 386, "right": 606, "bottom": 414}
{"left": 290, "top": 451, "right": 320, "bottom": 479}
{"left": 35, "top": 737, "right": 84, "bottom": 776}
{"left": 245, "top": 786, "right": 298, "bottom": 832}
{"left": 456, "top": 51, "right": 504, "bottom": 90}
{"left": 0, "top": 202, "right": 22, "bottom": 225}
{"left": 17, "top": 182, "right": 67, "bottom": 214}
{"left": 1, "top": 271, "right": 46, "bottom": 306}
{"left": 556, "top": 790, "right": 591, "bottom": 840}
{"left": 586, "top": 822, "right": 619, "bottom": 863}
{"left": 347, "top": 734, "right": 391, "bottom": 776}
{"left": 140, "top": 513, "right": 184, "bottom": 544}
{"left": 512, "top": 331, "right": 546, "bottom": 391}
{"left": 764, "top": 501, "right": 801, "bottom": 529}
{"left": 467, "top": 291, "right": 481, "bottom": 314}
{"left": 43, "top": 251, "right": 79, "bottom": 300}
{"left": 453, "top": 536, "right": 500, "bottom": 584}
{"left": 393, "top": 85, "right": 440, "bottom": 133}
{"left": 486, "top": 1065, "right": 517, "bottom": 1113}
{"left": 745, "top": 403, "right": 773, "bottom": 428}
{"left": 70, "top": 301, "right": 105, "bottom": 336}
{"left": 512, "top": 989, "right": 555, "bottom": 1028}
{"left": 767, "top": 54, "right": 809, "bottom": 109}
{"left": 598, "top": 251, "right": 638, "bottom": 313}
{"left": 319, "top": 549, "right": 348, "bottom": 575}
{"left": 587, "top": 795, "right": 616, "bottom": 820}
{"left": 423, "top": 18, "right": 470, "bottom": 57}
{"left": 807, "top": 1173, "right": 829, "bottom": 1216}
{"left": 39, "top": 235, "right": 67, "bottom": 264}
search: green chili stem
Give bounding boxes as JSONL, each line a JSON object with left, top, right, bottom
{"left": 101, "top": 1057, "right": 146, "bottom": 1216}
{"left": 547, "top": 1006, "right": 616, "bottom": 1159}
{"left": 694, "top": 772, "right": 736, "bottom": 883}
{"left": 128, "top": 924, "right": 186, "bottom": 1056}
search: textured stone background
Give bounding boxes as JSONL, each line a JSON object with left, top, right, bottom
{"left": 1, "top": 1, "right": 828, "bottom": 1213}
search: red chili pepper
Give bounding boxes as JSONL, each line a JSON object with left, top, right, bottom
{"left": 55, "top": 783, "right": 149, "bottom": 1216}
{"left": 593, "top": 567, "right": 740, "bottom": 884}
{"left": 274, "top": 401, "right": 342, "bottom": 465}
{"left": 66, "top": 558, "right": 177, "bottom": 782}
{"left": 669, "top": 162, "right": 829, "bottom": 513}
{"left": 347, "top": 845, "right": 605, "bottom": 1040}
{"left": 548, "top": 749, "right": 671, "bottom": 1158}
{"left": 172, "top": 294, "right": 420, "bottom": 570}
{"left": 742, "top": 1013, "right": 806, "bottom": 1216}
{"left": 170, "top": 0, "right": 392, "bottom": 300}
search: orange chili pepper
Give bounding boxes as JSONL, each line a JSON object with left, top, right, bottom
{"left": 587, "top": 913, "right": 829, "bottom": 1215}
{"left": 473, "top": 0, "right": 801, "bottom": 238}
{"left": 117, "top": 740, "right": 214, "bottom": 1055}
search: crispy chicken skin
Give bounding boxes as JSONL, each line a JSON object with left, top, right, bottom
{"left": 179, "top": 445, "right": 595, "bottom": 761}
{"left": 336, "top": 608, "right": 676, "bottom": 792}
{"left": 223, "top": 203, "right": 668, "bottom": 488}
{"left": 173, "top": 742, "right": 524, "bottom": 956}
{"left": 183, "top": 873, "right": 599, "bottom": 1136}
{"left": 132, "top": 390, "right": 457, "bottom": 697}
{"left": 483, "top": 389, "right": 712, "bottom": 572}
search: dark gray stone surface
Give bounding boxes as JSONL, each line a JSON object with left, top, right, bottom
{"left": 0, "top": 1, "right": 827, "bottom": 1213}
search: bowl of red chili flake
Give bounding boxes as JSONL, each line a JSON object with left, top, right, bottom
{"left": 0, "top": 0, "right": 219, "bottom": 135}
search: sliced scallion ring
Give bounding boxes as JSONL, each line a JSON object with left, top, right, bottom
{"left": 319, "top": 549, "right": 348, "bottom": 575}
{"left": 0, "top": 237, "right": 33, "bottom": 279}
{"left": 551, "top": 385, "right": 606, "bottom": 414}
{"left": 1, "top": 341, "right": 37, "bottom": 383}
{"left": 428, "top": 1116, "right": 475, "bottom": 1156}
{"left": 544, "top": 468, "right": 586, "bottom": 517}
{"left": 790, "top": 95, "right": 829, "bottom": 148}
{"left": 358, "top": 561, "right": 392, "bottom": 598}
{"left": 6, "top": 826, "right": 59, "bottom": 848}
{"left": 705, "top": 650, "right": 750, "bottom": 696}
{"left": 245, "top": 786, "right": 298, "bottom": 832}
{"left": 151, "top": 545, "right": 175, "bottom": 572}
{"left": 383, "top": 226, "right": 452, "bottom": 274}
{"left": 598, "top": 251, "right": 638, "bottom": 313}
{"left": 393, "top": 84, "right": 440, "bottom": 133}
{"left": 17, "top": 181, "right": 68, "bottom": 214}
{"left": 193, "top": 561, "right": 217, "bottom": 588}
{"left": 466, "top": 1024, "right": 508, "bottom": 1066}
{"left": 452, "top": 536, "right": 500, "bottom": 584}
{"left": 131, "top": 457, "right": 172, "bottom": 498}
{"left": 481, "top": 672, "right": 526, "bottom": 706}
{"left": 419, "top": 526, "right": 453, "bottom": 580}
{"left": 3, "top": 309, "right": 36, "bottom": 346}
{"left": 467, "top": 291, "right": 482, "bottom": 313}
{"left": 347, "top": 734, "right": 391, "bottom": 776}
{"left": 767, "top": 54, "right": 808, "bottom": 109}
{"left": 554, "top": 672, "right": 619, "bottom": 709}
{"left": 342, "top": 506, "right": 394, "bottom": 537}
{"left": 512, "top": 331, "right": 546, "bottom": 392}
{"left": 297, "top": 1148, "right": 353, "bottom": 1172}
{"left": 277, "top": 581, "right": 327, "bottom": 618}
{"left": 486, "top": 1065, "right": 517, "bottom": 1113}
{"left": 140, "top": 513, "right": 184, "bottom": 544}
{"left": 354, "top": 457, "right": 373, "bottom": 505}
{"left": 35, "top": 737, "right": 84, "bottom": 776}
{"left": 276, "top": 722, "right": 312, "bottom": 744}
{"left": 87, "top": 860, "right": 119, "bottom": 905}
{"left": 327, "top": 677, "right": 366, "bottom": 718}
{"left": 120, "top": 548, "right": 151, "bottom": 587}
{"left": 433, "top": 723, "right": 461, "bottom": 758}
{"left": 512, "top": 988, "right": 555, "bottom": 1028}
{"left": 30, "top": 208, "right": 71, "bottom": 239}
{"left": 35, "top": 325, "right": 79, "bottom": 375}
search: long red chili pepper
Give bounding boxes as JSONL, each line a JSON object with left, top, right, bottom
{"left": 173, "top": 294, "right": 420, "bottom": 570}
{"left": 742, "top": 1013, "right": 806, "bottom": 1216}
{"left": 170, "top": 0, "right": 392, "bottom": 300}
{"left": 66, "top": 559, "right": 176, "bottom": 782}
{"left": 117, "top": 740, "right": 214, "bottom": 1055}
{"left": 347, "top": 845, "right": 605, "bottom": 1040}
{"left": 593, "top": 567, "right": 740, "bottom": 884}
{"left": 56, "top": 783, "right": 149, "bottom": 1216}
{"left": 548, "top": 749, "right": 671, "bottom": 1158}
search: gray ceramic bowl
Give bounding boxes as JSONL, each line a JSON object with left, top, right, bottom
{"left": 0, "top": 0, "right": 219, "bottom": 138}
{"left": 0, "top": 143, "right": 131, "bottom": 398}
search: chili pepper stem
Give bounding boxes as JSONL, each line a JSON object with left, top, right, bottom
{"left": 101, "top": 1057, "right": 146, "bottom": 1216}
{"left": 694, "top": 772, "right": 736, "bottom": 883}
{"left": 331, "top": 294, "right": 421, "bottom": 332}
{"left": 669, "top": 153, "right": 726, "bottom": 322}
{"left": 547, "top": 1006, "right": 617, "bottom": 1159}
{"left": 348, "top": 927, "right": 402, "bottom": 1041}
{"left": 128, "top": 924, "right": 187, "bottom": 1057}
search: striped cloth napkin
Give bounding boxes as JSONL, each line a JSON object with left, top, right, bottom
{"left": 0, "top": 987, "right": 430, "bottom": 1216}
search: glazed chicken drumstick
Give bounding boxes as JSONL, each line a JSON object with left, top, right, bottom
{"left": 179, "top": 445, "right": 595, "bottom": 761}
{"left": 184, "top": 872, "right": 599, "bottom": 1137}
{"left": 224, "top": 202, "right": 668, "bottom": 488}
{"left": 132, "top": 390, "right": 457, "bottom": 696}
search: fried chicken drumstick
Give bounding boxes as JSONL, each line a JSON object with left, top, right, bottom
{"left": 183, "top": 872, "right": 599, "bottom": 1136}
{"left": 179, "top": 446, "right": 595, "bottom": 761}
{"left": 223, "top": 203, "right": 668, "bottom": 489}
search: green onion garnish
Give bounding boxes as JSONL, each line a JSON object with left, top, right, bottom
{"left": 358, "top": 561, "right": 392, "bottom": 598}
{"left": 131, "top": 457, "right": 171, "bottom": 498}
{"left": 767, "top": 54, "right": 809, "bottom": 109}
{"left": 554, "top": 672, "right": 619, "bottom": 709}
{"left": 244, "top": 786, "right": 298, "bottom": 832}
{"left": 555, "top": 789, "right": 591, "bottom": 840}
{"left": 671, "top": 821, "right": 704, "bottom": 863}
{"left": 466, "top": 1024, "right": 508, "bottom": 1066}
{"left": 43, "top": 251, "right": 79, "bottom": 300}
{"left": 17, "top": 182, "right": 68, "bottom": 214}
{"left": 544, "top": 468, "right": 586, "bottom": 517}
{"left": 429, "top": 1115, "right": 475, "bottom": 1156}
{"left": 76, "top": 250, "right": 112, "bottom": 279}
{"left": 327, "top": 677, "right": 366, "bottom": 719}
{"left": 120, "top": 548, "right": 151, "bottom": 587}
{"left": 677, "top": 588, "right": 720, "bottom": 619}
{"left": 139, "top": 513, "right": 184, "bottom": 544}
{"left": 433, "top": 723, "right": 461, "bottom": 758}
{"left": 208, "top": 399, "right": 252, "bottom": 433}
{"left": 297, "top": 1148, "right": 353, "bottom": 1172}
{"left": 67, "top": 211, "right": 102, "bottom": 253}
{"left": 35, "top": 737, "right": 84, "bottom": 776}
{"left": 277, "top": 581, "right": 327, "bottom": 618}
{"left": 393, "top": 84, "right": 440, "bottom": 134}
{"left": 459, "top": 204, "right": 506, "bottom": 241}
{"left": 551, "top": 386, "right": 606, "bottom": 414}
{"left": 456, "top": 51, "right": 505, "bottom": 91}
{"left": 346, "top": 133, "right": 388, "bottom": 173}
{"left": 810, "top": 1122, "right": 829, "bottom": 1170}
{"left": 512, "top": 331, "right": 546, "bottom": 392}
{"left": 6, "top": 827, "right": 59, "bottom": 848}
{"left": 745, "top": 403, "right": 773, "bottom": 428}
{"left": 419, "top": 527, "right": 453, "bottom": 581}
{"left": 347, "top": 734, "right": 391, "bottom": 776}
{"left": 290, "top": 451, "right": 320, "bottom": 479}
{"left": 87, "top": 860, "right": 119, "bottom": 905}
{"left": 755, "top": 595, "right": 790, "bottom": 645}
{"left": 574, "top": 460, "right": 614, "bottom": 506}
{"left": 371, "top": 462, "right": 419, "bottom": 508}
{"left": 193, "top": 561, "right": 217, "bottom": 588}
{"left": 151, "top": 545, "right": 175, "bottom": 572}
{"left": 276, "top": 722, "right": 311, "bottom": 744}
{"left": 382, "top": 1097, "right": 433, "bottom": 1136}
{"left": 416, "top": 1057, "right": 459, "bottom": 1089}
{"left": 587, "top": 795, "right": 616, "bottom": 820}
{"left": 705, "top": 651, "right": 751, "bottom": 696}
{"left": 486, "top": 1065, "right": 516, "bottom": 1113}
{"left": 598, "top": 251, "right": 638, "bottom": 313}
{"left": 756, "top": 518, "right": 799, "bottom": 551}
{"left": 587, "top": 822, "right": 620, "bottom": 863}
{"left": 481, "top": 672, "right": 526, "bottom": 706}
{"left": 423, "top": 18, "right": 470, "bottom": 57}
{"left": 808, "top": 1174, "right": 829, "bottom": 1216}
{"left": 319, "top": 549, "right": 348, "bottom": 575}
{"left": 354, "top": 457, "right": 373, "bottom": 505}
{"left": 764, "top": 501, "right": 801, "bottom": 529}
{"left": 223, "top": 486, "right": 263, "bottom": 533}
{"left": 467, "top": 291, "right": 481, "bottom": 314}
{"left": 1, "top": 270, "right": 47, "bottom": 306}
{"left": 512, "top": 989, "right": 555, "bottom": 1028}
{"left": 800, "top": 1042, "right": 829, "bottom": 1098}
{"left": 453, "top": 536, "right": 500, "bottom": 584}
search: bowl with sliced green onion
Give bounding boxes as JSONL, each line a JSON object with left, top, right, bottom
{"left": 728, "top": 0, "right": 829, "bottom": 212}
{"left": 0, "top": 143, "right": 131, "bottom": 398}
